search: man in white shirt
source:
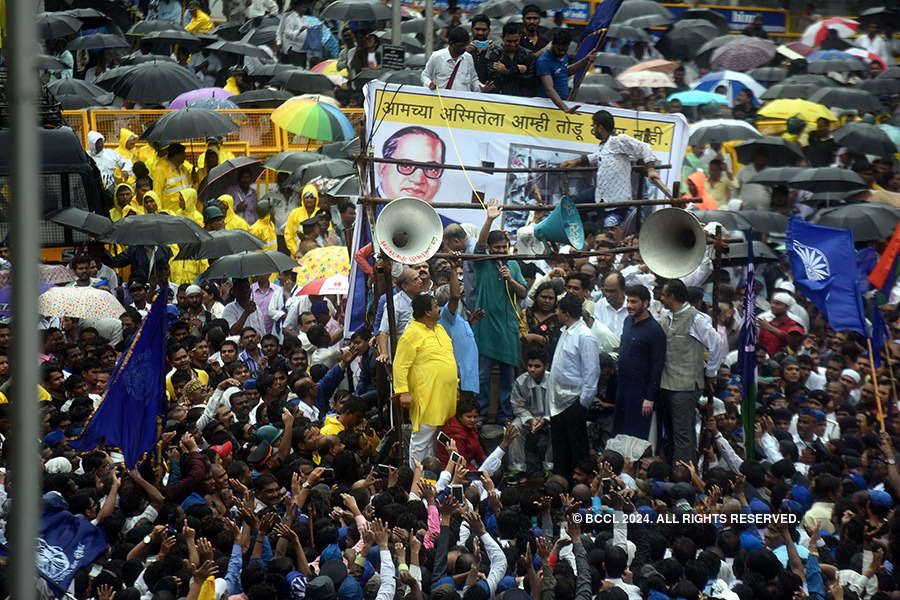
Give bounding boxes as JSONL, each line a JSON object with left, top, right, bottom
{"left": 222, "top": 278, "right": 266, "bottom": 336}
{"left": 856, "top": 22, "right": 890, "bottom": 66}
{"left": 422, "top": 26, "right": 485, "bottom": 92}
{"left": 658, "top": 279, "right": 726, "bottom": 464}
{"left": 549, "top": 294, "right": 600, "bottom": 478}
{"left": 593, "top": 272, "right": 628, "bottom": 339}
{"left": 375, "top": 267, "right": 424, "bottom": 362}
{"left": 87, "top": 131, "right": 132, "bottom": 190}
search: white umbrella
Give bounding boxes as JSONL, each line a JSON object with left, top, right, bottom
{"left": 39, "top": 286, "right": 126, "bottom": 320}
{"left": 617, "top": 70, "right": 675, "bottom": 88}
{"left": 690, "top": 70, "right": 766, "bottom": 105}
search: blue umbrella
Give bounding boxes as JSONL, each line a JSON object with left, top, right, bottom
{"left": 667, "top": 90, "right": 729, "bottom": 107}
{"left": 186, "top": 97, "right": 240, "bottom": 110}
{"left": 807, "top": 50, "right": 861, "bottom": 61}
{"left": 691, "top": 70, "right": 765, "bottom": 106}
{"left": 0, "top": 283, "right": 54, "bottom": 315}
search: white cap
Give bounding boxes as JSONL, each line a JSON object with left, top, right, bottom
{"left": 185, "top": 284, "right": 203, "bottom": 296}
{"left": 774, "top": 279, "right": 795, "bottom": 294}
{"left": 841, "top": 368, "right": 861, "bottom": 383}
{"left": 771, "top": 292, "right": 795, "bottom": 307}
{"left": 45, "top": 457, "right": 72, "bottom": 474}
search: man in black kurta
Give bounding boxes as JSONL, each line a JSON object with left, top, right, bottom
{"left": 613, "top": 285, "right": 666, "bottom": 441}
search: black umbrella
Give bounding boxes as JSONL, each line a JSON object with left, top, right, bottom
{"left": 720, "top": 241, "right": 779, "bottom": 267}
{"left": 406, "top": 53, "right": 427, "bottom": 68}
{"left": 199, "top": 157, "right": 265, "bottom": 201}
{"left": 857, "top": 77, "right": 900, "bottom": 96}
{"left": 247, "top": 63, "right": 295, "bottom": 83}
{"left": 67, "top": 33, "right": 128, "bottom": 51}
{"left": 142, "top": 29, "right": 203, "bottom": 49}
{"left": 277, "top": 70, "right": 336, "bottom": 94}
{"left": 240, "top": 14, "right": 280, "bottom": 34}
{"left": 37, "top": 54, "right": 70, "bottom": 70}
{"left": 697, "top": 34, "right": 744, "bottom": 58}
{"left": 120, "top": 53, "right": 178, "bottom": 65}
{"left": 126, "top": 20, "right": 180, "bottom": 36}
{"left": 60, "top": 8, "right": 111, "bottom": 25}
{"left": 380, "top": 70, "right": 425, "bottom": 85}
{"left": 326, "top": 175, "right": 361, "bottom": 197}
{"left": 321, "top": 0, "right": 392, "bottom": 21}
{"left": 691, "top": 210, "right": 752, "bottom": 231}
{"left": 210, "top": 21, "right": 243, "bottom": 41}
{"left": 808, "top": 87, "right": 884, "bottom": 112}
{"left": 880, "top": 66, "right": 900, "bottom": 79}
{"left": 100, "top": 213, "right": 212, "bottom": 245}
{"left": 656, "top": 20, "right": 720, "bottom": 61}
{"left": 582, "top": 73, "right": 623, "bottom": 88}
{"left": 38, "top": 12, "right": 82, "bottom": 39}
{"left": 206, "top": 39, "right": 270, "bottom": 60}
{"left": 677, "top": 8, "right": 729, "bottom": 35}
{"left": 811, "top": 204, "right": 900, "bottom": 241}
{"left": 375, "top": 30, "right": 425, "bottom": 51}
{"left": 575, "top": 84, "right": 624, "bottom": 104}
{"left": 231, "top": 89, "right": 293, "bottom": 108}
{"left": 622, "top": 14, "right": 675, "bottom": 29}
{"left": 736, "top": 136, "right": 804, "bottom": 167}
{"left": 612, "top": 0, "right": 674, "bottom": 25}
{"left": 285, "top": 159, "right": 355, "bottom": 189}
{"left": 47, "top": 207, "right": 113, "bottom": 236}
{"left": 54, "top": 94, "right": 111, "bottom": 110}
{"left": 198, "top": 250, "right": 300, "bottom": 280}
{"left": 265, "top": 151, "right": 324, "bottom": 173}
{"left": 593, "top": 52, "right": 638, "bottom": 69}
{"left": 478, "top": 0, "right": 522, "bottom": 17}
{"left": 783, "top": 74, "right": 836, "bottom": 86}
{"left": 808, "top": 58, "right": 866, "bottom": 74}
{"left": 748, "top": 166, "right": 805, "bottom": 186}
{"left": 175, "top": 229, "right": 266, "bottom": 260}
{"left": 48, "top": 79, "right": 113, "bottom": 105}
{"left": 93, "top": 65, "right": 137, "bottom": 89}
{"left": 107, "top": 61, "right": 202, "bottom": 105}
{"left": 318, "top": 137, "right": 361, "bottom": 159}
{"left": 141, "top": 108, "right": 238, "bottom": 143}
{"left": 401, "top": 18, "right": 444, "bottom": 34}
{"left": 688, "top": 119, "right": 761, "bottom": 145}
{"left": 759, "top": 82, "right": 816, "bottom": 100}
{"left": 833, "top": 122, "right": 897, "bottom": 158}
{"left": 528, "top": 0, "right": 570, "bottom": 9}
{"left": 748, "top": 67, "right": 787, "bottom": 83}
{"left": 247, "top": 25, "right": 278, "bottom": 46}
{"left": 606, "top": 24, "right": 652, "bottom": 42}
{"left": 740, "top": 210, "right": 789, "bottom": 233}
{"left": 787, "top": 167, "right": 868, "bottom": 193}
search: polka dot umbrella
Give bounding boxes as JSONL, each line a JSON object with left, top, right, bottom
{"left": 294, "top": 246, "right": 349, "bottom": 288}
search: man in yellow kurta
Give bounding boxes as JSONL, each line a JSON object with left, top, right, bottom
{"left": 152, "top": 143, "right": 194, "bottom": 213}
{"left": 393, "top": 294, "right": 459, "bottom": 468}
{"left": 184, "top": 1, "right": 214, "bottom": 34}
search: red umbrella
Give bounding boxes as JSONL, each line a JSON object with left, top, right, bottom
{"left": 298, "top": 274, "right": 349, "bottom": 295}
{"left": 801, "top": 17, "right": 859, "bottom": 47}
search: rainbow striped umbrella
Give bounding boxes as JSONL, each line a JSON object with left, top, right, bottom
{"left": 271, "top": 97, "right": 355, "bottom": 142}
{"left": 311, "top": 59, "right": 348, "bottom": 77}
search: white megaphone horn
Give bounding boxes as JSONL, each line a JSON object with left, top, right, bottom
{"left": 374, "top": 197, "right": 444, "bottom": 265}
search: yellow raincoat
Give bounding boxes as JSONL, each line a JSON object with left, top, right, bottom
{"left": 219, "top": 194, "right": 250, "bottom": 231}
{"left": 115, "top": 128, "right": 139, "bottom": 162}
{"left": 152, "top": 157, "right": 194, "bottom": 213}
{"left": 185, "top": 9, "right": 214, "bottom": 34}
{"left": 142, "top": 190, "right": 162, "bottom": 213}
{"left": 249, "top": 214, "right": 277, "bottom": 252}
{"left": 197, "top": 143, "right": 235, "bottom": 169}
{"left": 223, "top": 76, "right": 241, "bottom": 95}
{"left": 284, "top": 184, "right": 321, "bottom": 258}
{"left": 110, "top": 183, "right": 144, "bottom": 221}
{"left": 176, "top": 188, "right": 204, "bottom": 225}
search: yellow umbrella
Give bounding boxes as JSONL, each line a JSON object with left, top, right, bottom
{"left": 757, "top": 99, "right": 836, "bottom": 124}
{"left": 294, "top": 245, "right": 350, "bottom": 287}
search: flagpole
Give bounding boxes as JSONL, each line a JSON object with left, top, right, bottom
{"left": 884, "top": 343, "right": 899, "bottom": 419}
{"left": 867, "top": 337, "right": 887, "bottom": 431}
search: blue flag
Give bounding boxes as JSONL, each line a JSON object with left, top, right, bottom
{"left": 37, "top": 499, "right": 107, "bottom": 595}
{"left": 570, "top": 0, "right": 625, "bottom": 92}
{"left": 736, "top": 230, "right": 757, "bottom": 461}
{"left": 786, "top": 218, "right": 867, "bottom": 336}
{"left": 872, "top": 304, "right": 887, "bottom": 369}
{"left": 68, "top": 288, "right": 168, "bottom": 468}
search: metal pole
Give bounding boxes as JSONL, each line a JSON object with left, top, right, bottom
{"left": 9, "top": 0, "right": 41, "bottom": 597}
{"left": 424, "top": 0, "right": 434, "bottom": 60}
{"left": 392, "top": 0, "right": 402, "bottom": 46}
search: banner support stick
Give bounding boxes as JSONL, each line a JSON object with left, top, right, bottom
{"left": 868, "top": 337, "right": 887, "bottom": 431}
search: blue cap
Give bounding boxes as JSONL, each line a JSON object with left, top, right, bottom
{"left": 636, "top": 505, "right": 658, "bottom": 522}
{"left": 781, "top": 499, "right": 803, "bottom": 515}
{"left": 749, "top": 497, "right": 770, "bottom": 515}
{"left": 243, "top": 378, "right": 257, "bottom": 390}
{"left": 286, "top": 571, "right": 308, "bottom": 600}
{"left": 845, "top": 472, "right": 867, "bottom": 490}
{"left": 42, "top": 429, "right": 65, "bottom": 447}
{"left": 180, "top": 492, "right": 207, "bottom": 510}
{"left": 869, "top": 489, "right": 893, "bottom": 508}
{"left": 727, "top": 374, "right": 742, "bottom": 387}
{"left": 338, "top": 576, "right": 362, "bottom": 600}
{"left": 603, "top": 212, "right": 623, "bottom": 227}
{"left": 791, "top": 485, "right": 813, "bottom": 511}
{"left": 321, "top": 543, "right": 342, "bottom": 562}
{"left": 496, "top": 576, "right": 517, "bottom": 594}
{"left": 310, "top": 300, "right": 328, "bottom": 315}
{"left": 740, "top": 531, "right": 763, "bottom": 550}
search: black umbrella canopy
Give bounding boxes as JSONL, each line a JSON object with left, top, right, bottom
{"left": 93, "top": 64, "right": 137, "bottom": 89}
{"left": 594, "top": 52, "right": 639, "bottom": 69}
{"left": 478, "top": 0, "right": 522, "bottom": 17}
{"left": 198, "top": 250, "right": 300, "bottom": 280}
{"left": 808, "top": 87, "right": 884, "bottom": 112}
{"left": 808, "top": 58, "right": 866, "bottom": 74}
{"left": 142, "top": 29, "right": 204, "bottom": 49}
{"left": 277, "top": 70, "right": 337, "bottom": 94}
{"left": 318, "top": 137, "right": 361, "bottom": 159}
{"left": 231, "top": 89, "right": 293, "bottom": 108}
{"left": 247, "top": 25, "right": 278, "bottom": 46}
{"left": 720, "top": 241, "right": 779, "bottom": 267}
{"left": 691, "top": 210, "right": 752, "bottom": 231}
{"left": 321, "top": 0, "right": 392, "bottom": 21}
{"left": 834, "top": 122, "right": 897, "bottom": 158}
{"left": 606, "top": 24, "right": 652, "bottom": 42}
{"left": 811, "top": 203, "right": 900, "bottom": 241}
{"left": 285, "top": 159, "right": 355, "bottom": 189}
{"left": 677, "top": 8, "right": 729, "bottom": 35}
{"left": 175, "top": 229, "right": 266, "bottom": 260}
{"left": 206, "top": 39, "right": 271, "bottom": 60}
{"left": 67, "top": 33, "right": 128, "bottom": 51}
{"left": 326, "top": 175, "right": 361, "bottom": 196}
{"left": 575, "top": 84, "right": 624, "bottom": 104}
{"left": 880, "top": 66, "right": 900, "bottom": 79}
{"left": 47, "top": 207, "right": 113, "bottom": 237}
{"left": 747, "top": 67, "right": 787, "bottom": 83}
{"left": 211, "top": 21, "right": 244, "bottom": 41}
{"left": 38, "top": 12, "right": 82, "bottom": 39}
{"left": 695, "top": 34, "right": 745, "bottom": 67}
{"left": 48, "top": 79, "right": 113, "bottom": 105}
{"left": 375, "top": 30, "right": 425, "bottom": 52}
{"left": 406, "top": 53, "right": 427, "bottom": 68}
{"left": 37, "top": 54, "right": 70, "bottom": 70}
{"left": 400, "top": 18, "right": 444, "bottom": 34}
{"left": 379, "top": 70, "right": 425, "bottom": 85}
{"left": 108, "top": 61, "right": 202, "bottom": 105}
{"left": 141, "top": 108, "right": 238, "bottom": 143}
{"left": 55, "top": 94, "right": 112, "bottom": 110}
{"left": 857, "top": 77, "right": 900, "bottom": 96}
{"left": 121, "top": 53, "right": 178, "bottom": 65}
{"left": 247, "top": 63, "right": 295, "bottom": 83}
{"left": 100, "top": 213, "right": 212, "bottom": 245}
{"left": 782, "top": 74, "right": 836, "bottom": 86}
{"left": 126, "top": 20, "right": 180, "bottom": 36}
{"left": 688, "top": 120, "right": 761, "bottom": 145}
{"left": 199, "top": 157, "right": 265, "bottom": 201}
{"left": 622, "top": 14, "right": 675, "bottom": 28}
{"left": 748, "top": 166, "right": 805, "bottom": 186}
{"left": 787, "top": 167, "right": 867, "bottom": 193}
{"left": 739, "top": 210, "right": 789, "bottom": 233}
{"left": 612, "top": 0, "right": 674, "bottom": 25}
{"left": 582, "top": 73, "right": 623, "bottom": 88}
{"left": 759, "top": 82, "right": 816, "bottom": 100}
{"left": 735, "top": 136, "right": 804, "bottom": 167}
{"left": 656, "top": 20, "right": 720, "bottom": 61}
{"left": 265, "top": 150, "right": 324, "bottom": 173}
{"left": 528, "top": 0, "right": 570, "bottom": 10}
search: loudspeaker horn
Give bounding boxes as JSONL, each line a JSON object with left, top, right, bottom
{"left": 533, "top": 196, "right": 585, "bottom": 249}
{"left": 638, "top": 207, "right": 706, "bottom": 279}
{"left": 374, "top": 197, "right": 444, "bottom": 265}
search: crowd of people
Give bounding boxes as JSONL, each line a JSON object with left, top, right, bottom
{"left": 17, "top": 0, "right": 900, "bottom": 600}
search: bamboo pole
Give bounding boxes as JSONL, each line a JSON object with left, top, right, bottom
{"left": 868, "top": 337, "right": 887, "bottom": 431}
